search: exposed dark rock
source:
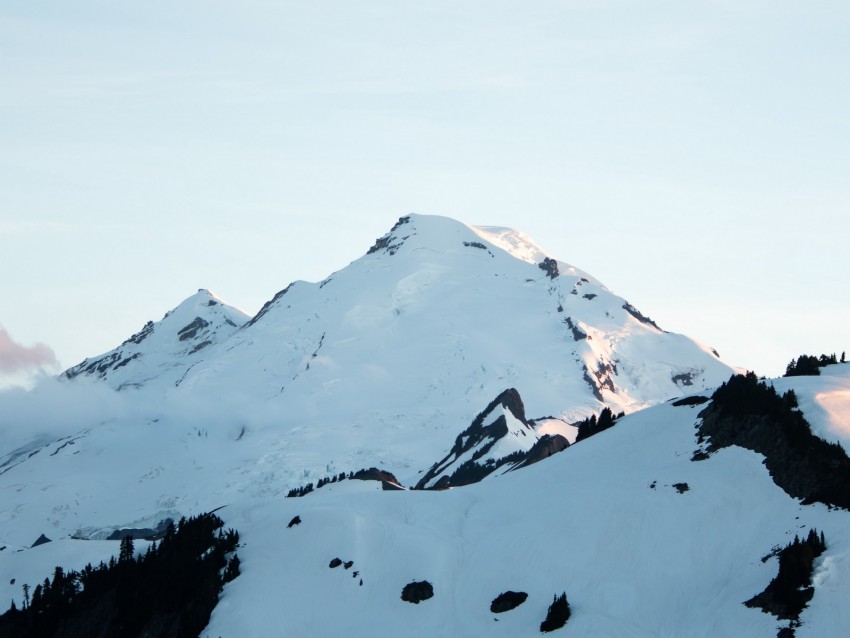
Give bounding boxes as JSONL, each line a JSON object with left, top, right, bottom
{"left": 207, "top": 300, "right": 218, "bottom": 306}
{"left": 672, "top": 482, "right": 690, "bottom": 494}
{"left": 538, "top": 257, "right": 559, "bottom": 279}
{"left": 287, "top": 516, "right": 301, "bottom": 528}
{"left": 246, "top": 283, "right": 295, "bottom": 328}
{"left": 564, "top": 317, "right": 588, "bottom": 341}
{"left": 123, "top": 321, "right": 154, "bottom": 346}
{"left": 106, "top": 519, "right": 173, "bottom": 541}
{"left": 580, "top": 360, "right": 616, "bottom": 400}
{"left": 305, "top": 333, "right": 326, "bottom": 370}
{"left": 352, "top": 467, "right": 403, "bottom": 490}
{"left": 389, "top": 216, "right": 411, "bottom": 232}
{"left": 463, "top": 241, "right": 487, "bottom": 250}
{"left": 745, "top": 529, "right": 827, "bottom": 637}
{"left": 367, "top": 216, "right": 411, "bottom": 255}
{"left": 64, "top": 352, "right": 120, "bottom": 380}
{"left": 189, "top": 340, "right": 213, "bottom": 355}
{"left": 672, "top": 395, "right": 709, "bottom": 407}
{"left": 49, "top": 438, "right": 79, "bottom": 457}
{"left": 622, "top": 302, "right": 663, "bottom": 331}
{"left": 490, "top": 591, "right": 528, "bottom": 613}
{"left": 30, "top": 534, "right": 51, "bottom": 548}
{"left": 344, "top": 561, "right": 353, "bottom": 570}
{"left": 672, "top": 372, "right": 696, "bottom": 387}
{"left": 582, "top": 293, "right": 597, "bottom": 300}
{"left": 329, "top": 558, "right": 342, "bottom": 569}
{"left": 112, "top": 353, "right": 141, "bottom": 369}
{"left": 367, "top": 235, "right": 393, "bottom": 254}
{"left": 696, "top": 373, "right": 850, "bottom": 509}
{"left": 401, "top": 580, "right": 433, "bottom": 604}
{"left": 540, "top": 592, "right": 570, "bottom": 632}
{"left": 177, "top": 317, "right": 209, "bottom": 341}
{"left": 582, "top": 367, "right": 604, "bottom": 401}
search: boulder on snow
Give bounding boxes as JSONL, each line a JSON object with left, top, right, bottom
{"left": 490, "top": 591, "right": 528, "bottom": 613}
{"left": 352, "top": 467, "right": 403, "bottom": 490}
{"left": 401, "top": 580, "right": 434, "bottom": 604}
{"left": 672, "top": 395, "right": 709, "bottom": 407}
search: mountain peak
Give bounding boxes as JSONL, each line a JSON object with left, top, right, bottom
{"left": 364, "top": 214, "right": 602, "bottom": 286}
{"left": 63, "top": 289, "right": 249, "bottom": 390}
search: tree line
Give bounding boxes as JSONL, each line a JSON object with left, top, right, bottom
{"left": 784, "top": 352, "right": 845, "bottom": 377}
{"left": 0, "top": 513, "right": 240, "bottom": 638}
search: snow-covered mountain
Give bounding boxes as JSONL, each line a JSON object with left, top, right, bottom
{"left": 65, "top": 216, "right": 729, "bottom": 412}
{"left": 55, "top": 214, "right": 732, "bottom": 485}
{"left": 4, "top": 214, "right": 846, "bottom": 637}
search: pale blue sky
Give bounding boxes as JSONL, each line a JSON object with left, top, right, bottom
{"left": 1, "top": 0, "right": 848, "bottom": 385}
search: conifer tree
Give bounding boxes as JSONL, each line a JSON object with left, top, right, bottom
{"left": 119, "top": 535, "right": 135, "bottom": 563}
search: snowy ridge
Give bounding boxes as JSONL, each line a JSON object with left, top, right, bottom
{"left": 415, "top": 388, "right": 568, "bottom": 489}
{"left": 62, "top": 289, "right": 249, "bottom": 391}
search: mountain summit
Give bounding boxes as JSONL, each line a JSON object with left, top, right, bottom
{"left": 63, "top": 289, "right": 249, "bottom": 391}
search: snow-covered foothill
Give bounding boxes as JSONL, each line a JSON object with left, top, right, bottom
{"left": 63, "top": 289, "right": 249, "bottom": 391}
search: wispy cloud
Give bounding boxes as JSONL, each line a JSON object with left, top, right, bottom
{"left": 0, "top": 326, "right": 59, "bottom": 375}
